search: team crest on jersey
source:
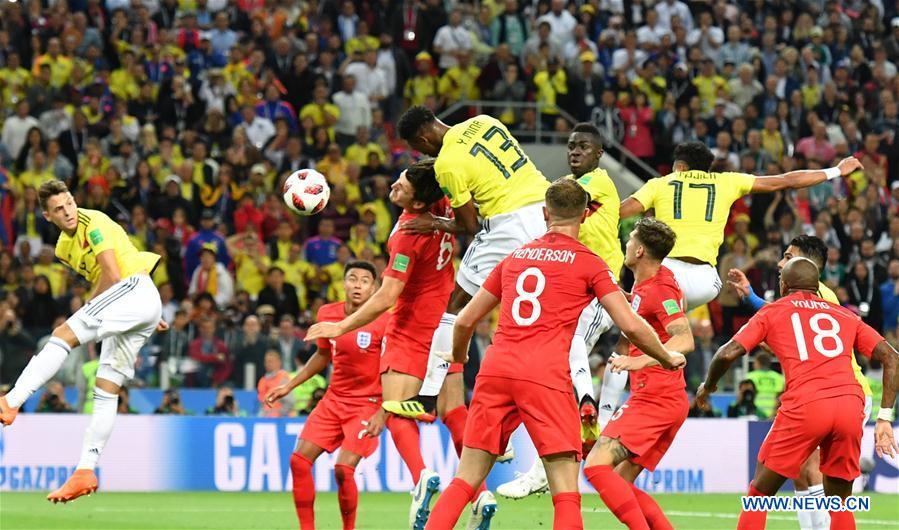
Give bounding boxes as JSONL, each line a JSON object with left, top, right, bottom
{"left": 357, "top": 331, "right": 372, "bottom": 349}
{"left": 631, "top": 294, "right": 642, "bottom": 311}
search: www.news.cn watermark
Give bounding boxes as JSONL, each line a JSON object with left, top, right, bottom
{"left": 741, "top": 496, "right": 871, "bottom": 512}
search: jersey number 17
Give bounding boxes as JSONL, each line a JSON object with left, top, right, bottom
{"left": 469, "top": 126, "right": 528, "bottom": 179}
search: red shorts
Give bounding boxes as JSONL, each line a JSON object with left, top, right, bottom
{"left": 759, "top": 394, "right": 864, "bottom": 481}
{"left": 300, "top": 394, "right": 381, "bottom": 458}
{"left": 380, "top": 336, "right": 463, "bottom": 378}
{"left": 464, "top": 375, "right": 581, "bottom": 459}
{"left": 601, "top": 391, "right": 689, "bottom": 471}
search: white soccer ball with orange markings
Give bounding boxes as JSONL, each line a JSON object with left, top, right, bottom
{"left": 283, "top": 169, "right": 330, "bottom": 216}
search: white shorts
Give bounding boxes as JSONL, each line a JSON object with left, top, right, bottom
{"left": 457, "top": 202, "right": 547, "bottom": 296}
{"left": 575, "top": 299, "right": 614, "bottom": 352}
{"left": 863, "top": 395, "right": 872, "bottom": 426}
{"left": 67, "top": 274, "right": 162, "bottom": 380}
{"left": 662, "top": 258, "right": 722, "bottom": 311}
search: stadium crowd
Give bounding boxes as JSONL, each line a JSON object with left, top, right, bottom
{"left": 0, "top": 0, "right": 898, "bottom": 418}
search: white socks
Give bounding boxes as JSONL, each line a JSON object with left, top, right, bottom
{"left": 5, "top": 337, "right": 71, "bottom": 408}
{"left": 76, "top": 387, "right": 119, "bottom": 470}
{"left": 420, "top": 313, "right": 455, "bottom": 397}
{"left": 569, "top": 335, "right": 594, "bottom": 403}
{"left": 526, "top": 454, "right": 546, "bottom": 481}
{"left": 796, "top": 485, "right": 830, "bottom": 530}
{"left": 597, "top": 353, "right": 628, "bottom": 429}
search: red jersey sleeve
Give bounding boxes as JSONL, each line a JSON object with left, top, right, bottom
{"left": 482, "top": 257, "right": 505, "bottom": 298}
{"left": 314, "top": 306, "right": 332, "bottom": 353}
{"left": 588, "top": 256, "right": 620, "bottom": 300}
{"left": 650, "top": 282, "right": 686, "bottom": 329}
{"left": 384, "top": 232, "right": 417, "bottom": 282}
{"left": 854, "top": 319, "right": 886, "bottom": 358}
{"left": 732, "top": 310, "right": 769, "bottom": 352}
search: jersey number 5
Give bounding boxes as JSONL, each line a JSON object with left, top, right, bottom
{"left": 512, "top": 267, "right": 545, "bottom": 326}
{"left": 668, "top": 181, "right": 716, "bottom": 222}
{"left": 469, "top": 126, "right": 528, "bottom": 179}
{"left": 789, "top": 312, "right": 844, "bottom": 361}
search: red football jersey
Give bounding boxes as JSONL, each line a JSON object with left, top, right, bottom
{"left": 733, "top": 291, "right": 884, "bottom": 412}
{"left": 383, "top": 197, "right": 455, "bottom": 353}
{"left": 316, "top": 302, "right": 390, "bottom": 400}
{"left": 628, "top": 266, "right": 687, "bottom": 394}
{"left": 479, "top": 232, "right": 620, "bottom": 392}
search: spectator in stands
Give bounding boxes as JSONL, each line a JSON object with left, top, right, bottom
{"left": 274, "top": 315, "right": 305, "bottom": 371}
{"left": 232, "top": 315, "right": 270, "bottom": 389}
{"left": 332, "top": 75, "right": 372, "bottom": 148}
{"left": 304, "top": 218, "right": 341, "bottom": 267}
{"left": 433, "top": 7, "right": 472, "bottom": 71}
{"left": 745, "top": 352, "right": 784, "bottom": 419}
{"left": 185, "top": 209, "right": 231, "bottom": 278}
{"left": 154, "top": 389, "right": 187, "bottom": 415}
{"left": 35, "top": 380, "right": 75, "bottom": 413}
{"left": 257, "top": 350, "right": 291, "bottom": 417}
{"left": 188, "top": 244, "right": 234, "bottom": 309}
{"left": 256, "top": 266, "right": 300, "bottom": 322}
{"left": 188, "top": 316, "right": 232, "bottom": 387}
{"left": 727, "top": 379, "right": 763, "bottom": 419}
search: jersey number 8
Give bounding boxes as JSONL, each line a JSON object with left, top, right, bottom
{"left": 469, "top": 126, "right": 528, "bottom": 179}
{"left": 789, "top": 312, "right": 844, "bottom": 361}
{"left": 512, "top": 267, "right": 545, "bottom": 326}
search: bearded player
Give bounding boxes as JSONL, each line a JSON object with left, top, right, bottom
{"left": 424, "top": 179, "right": 686, "bottom": 530}
{"left": 497, "top": 122, "right": 627, "bottom": 499}
{"left": 696, "top": 257, "right": 898, "bottom": 530}
{"left": 585, "top": 218, "right": 693, "bottom": 530}
{"left": 305, "top": 160, "right": 497, "bottom": 530}
{"left": 0, "top": 180, "right": 165, "bottom": 503}
{"left": 265, "top": 260, "right": 389, "bottom": 530}
{"left": 727, "top": 235, "right": 877, "bottom": 530}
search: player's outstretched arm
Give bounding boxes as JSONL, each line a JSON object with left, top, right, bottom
{"left": 265, "top": 349, "right": 332, "bottom": 406}
{"left": 401, "top": 200, "right": 481, "bottom": 235}
{"left": 750, "top": 156, "right": 863, "bottom": 193}
{"left": 619, "top": 197, "right": 646, "bottom": 219}
{"left": 870, "top": 340, "right": 899, "bottom": 458}
{"left": 601, "top": 291, "right": 685, "bottom": 370}
{"left": 305, "top": 277, "right": 405, "bottom": 341}
{"left": 695, "top": 340, "right": 747, "bottom": 408}
{"left": 450, "top": 288, "right": 500, "bottom": 363}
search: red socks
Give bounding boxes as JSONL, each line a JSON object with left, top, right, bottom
{"left": 584, "top": 465, "right": 649, "bottom": 530}
{"left": 736, "top": 484, "right": 768, "bottom": 530}
{"left": 334, "top": 464, "right": 358, "bottom": 530}
{"left": 424, "top": 478, "right": 475, "bottom": 530}
{"left": 829, "top": 508, "right": 855, "bottom": 530}
{"left": 630, "top": 484, "right": 673, "bottom": 530}
{"left": 290, "top": 453, "right": 315, "bottom": 529}
{"left": 387, "top": 415, "right": 426, "bottom": 484}
{"left": 442, "top": 406, "right": 486, "bottom": 497}
{"left": 552, "top": 492, "right": 584, "bottom": 529}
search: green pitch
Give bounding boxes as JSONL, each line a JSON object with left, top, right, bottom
{"left": 2, "top": 492, "right": 897, "bottom": 529}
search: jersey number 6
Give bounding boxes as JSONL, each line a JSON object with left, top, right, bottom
{"left": 469, "top": 126, "right": 528, "bottom": 179}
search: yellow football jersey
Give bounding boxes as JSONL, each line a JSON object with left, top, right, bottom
{"left": 435, "top": 115, "right": 548, "bottom": 219}
{"left": 817, "top": 282, "right": 873, "bottom": 397}
{"left": 56, "top": 209, "right": 160, "bottom": 286}
{"left": 565, "top": 169, "right": 623, "bottom": 278}
{"left": 630, "top": 170, "right": 755, "bottom": 266}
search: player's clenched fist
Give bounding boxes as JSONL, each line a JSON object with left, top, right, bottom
{"left": 265, "top": 384, "right": 291, "bottom": 406}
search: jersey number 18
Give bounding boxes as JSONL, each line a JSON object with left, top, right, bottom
{"left": 789, "top": 312, "right": 844, "bottom": 361}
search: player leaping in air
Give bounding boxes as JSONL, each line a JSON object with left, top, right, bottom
{"left": 727, "top": 235, "right": 877, "bottom": 530}
{"left": 265, "top": 260, "right": 389, "bottom": 530}
{"left": 497, "top": 123, "right": 627, "bottom": 499}
{"left": 305, "top": 160, "right": 497, "bottom": 530}
{"left": 0, "top": 180, "right": 166, "bottom": 503}
{"left": 424, "top": 179, "right": 686, "bottom": 530}
{"left": 696, "top": 257, "right": 898, "bottom": 530}
{"left": 584, "top": 218, "right": 693, "bottom": 530}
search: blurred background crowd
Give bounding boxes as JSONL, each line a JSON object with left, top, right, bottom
{"left": 0, "top": 0, "right": 897, "bottom": 419}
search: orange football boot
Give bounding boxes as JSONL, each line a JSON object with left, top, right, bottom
{"left": 47, "top": 469, "right": 99, "bottom": 503}
{"left": 0, "top": 395, "right": 19, "bottom": 426}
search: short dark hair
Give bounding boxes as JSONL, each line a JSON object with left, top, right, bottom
{"left": 545, "top": 178, "right": 588, "bottom": 220}
{"left": 344, "top": 260, "right": 377, "bottom": 280}
{"left": 38, "top": 180, "right": 70, "bottom": 210}
{"left": 754, "top": 352, "right": 773, "bottom": 369}
{"left": 397, "top": 105, "right": 436, "bottom": 141}
{"left": 404, "top": 158, "right": 444, "bottom": 206}
{"left": 571, "top": 122, "right": 603, "bottom": 148}
{"left": 789, "top": 235, "right": 827, "bottom": 269}
{"left": 634, "top": 217, "right": 677, "bottom": 260}
{"left": 673, "top": 141, "right": 714, "bottom": 172}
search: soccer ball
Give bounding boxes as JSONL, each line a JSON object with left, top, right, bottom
{"left": 283, "top": 169, "right": 330, "bottom": 216}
